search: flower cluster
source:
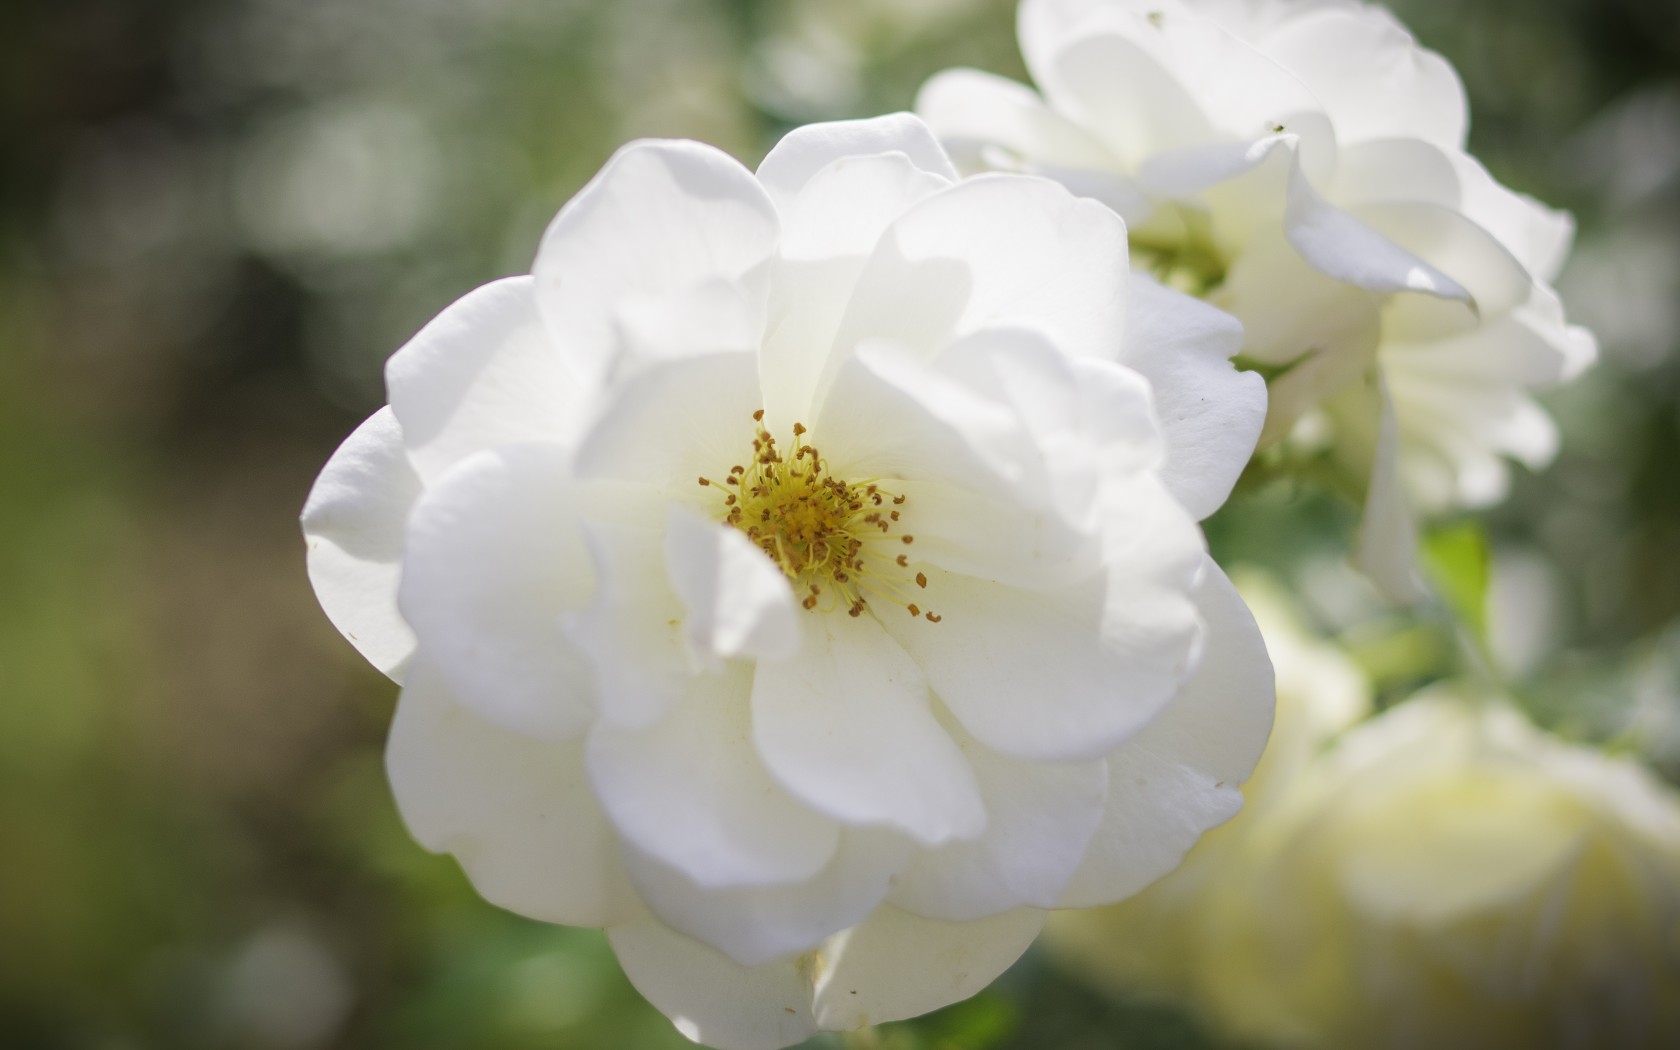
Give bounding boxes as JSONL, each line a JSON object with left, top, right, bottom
{"left": 301, "top": 0, "right": 1619, "bottom": 1044}
{"left": 304, "top": 114, "right": 1274, "bottom": 1048}
{"left": 918, "top": 0, "right": 1597, "bottom": 598}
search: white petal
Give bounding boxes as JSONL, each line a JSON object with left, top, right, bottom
{"left": 1026, "top": 15, "right": 1211, "bottom": 166}
{"left": 812, "top": 344, "right": 1018, "bottom": 494}
{"left": 809, "top": 905, "right": 1046, "bottom": 1030}
{"left": 1215, "top": 223, "right": 1382, "bottom": 368}
{"left": 1068, "top": 356, "right": 1170, "bottom": 474}
{"left": 1448, "top": 151, "right": 1577, "bottom": 281}
{"left": 774, "top": 153, "right": 950, "bottom": 263}
{"left": 1028, "top": 163, "right": 1154, "bottom": 226}
{"left": 1377, "top": 288, "right": 1599, "bottom": 497}
{"left": 666, "top": 505, "right": 801, "bottom": 665}
{"left": 387, "top": 661, "right": 635, "bottom": 927}
{"left": 1385, "top": 287, "right": 1593, "bottom": 396}
{"left": 624, "top": 830, "right": 907, "bottom": 967}
{"left": 608, "top": 919, "right": 818, "bottom": 1050}
{"left": 1057, "top": 749, "right": 1244, "bottom": 909}
{"left": 758, "top": 257, "right": 871, "bottom": 432}
{"left": 1260, "top": 6, "right": 1468, "bottom": 150}
{"left": 1258, "top": 324, "right": 1381, "bottom": 450}
{"left": 755, "top": 113, "right": 956, "bottom": 209}
{"left": 1513, "top": 283, "right": 1598, "bottom": 382}
{"left": 301, "top": 407, "right": 420, "bottom": 680}
{"left": 1131, "top": 123, "right": 1322, "bottom": 253}
{"left": 534, "top": 140, "right": 778, "bottom": 374}
{"left": 1114, "top": 558, "right": 1275, "bottom": 786}
{"left": 813, "top": 341, "right": 1104, "bottom": 591}
{"left": 1058, "top": 559, "right": 1273, "bottom": 907}
{"left": 1385, "top": 324, "right": 1570, "bottom": 512}
{"left": 384, "top": 275, "right": 581, "bottom": 481}
{"left": 1284, "top": 158, "right": 1474, "bottom": 301}
{"left": 757, "top": 154, "right": 948, "bottom": 424}
{"left": 935, "top": 326, "right": 1165, "bottom": 488}
{"left": 1135, "top": 133, "right": 1272, "bottom": 201}
{"left": 397, "top": 444, "right": 596, "bottom": 737}
{"left": 1353, "top": 199, "right": 1535, "bottom": 335}
{"left": 1328, "top": 137, "right": 1462, "bottom": 212}
{"left": 612, "top": 277, "right": 768, "bottom": 367}
{"left": 832, "top": 173, "right": 1130, "bottom": 368}
{"left": 611, "top": 905, "right": 1046, "bottom": 1047}
{"left": 1030, "top": 3, "right": 1330, "bottom": 168}
{"left": 587, "top": 663, "right": 841, "bottom": 889}
{"left": 882, "top": 484, "right": 1203, "bottom": 765}
{"left": 933, "top": 330, "right": 1166, "bottom": 552}
{"left": 915, "top": 67, "right": 1119, "bottom": 171}
{"left": 565, "top": 517, "right": 691, "bottom": 729}
{"left": 1118, "top": 275, "right": 1265, "bottom": 519}
{"left": 889, "top": 476, "right": 1100, "bottom": 592}
{"left": 890, "top": 732, "right": 1106, "bottom": 920}
{"left": 573, "top": 350, "right": 763, "bottom": 490}
{"left": 1328, "top": 371, "right": 1426, "bottom": 602}
{"left": 750, "top": 611, "right": 985, "bottom": 846}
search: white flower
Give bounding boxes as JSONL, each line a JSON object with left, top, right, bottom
{"left": 1257, "top": 696, "right": 1680, "bottom": 1048}
{"left": 302, "top": 113, "right": 1274, "bottom": 1049}
{"left": 917, "top": 0, "right": 1598, "bottom": 599}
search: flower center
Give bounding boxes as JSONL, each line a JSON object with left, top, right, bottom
{"left": 698, "top": 410, "right": 939, "bottom": 622}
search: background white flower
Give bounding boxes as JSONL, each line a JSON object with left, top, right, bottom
{"left": 1053, "top": 690, "right": 1680, "bottom": 1050}
{"left": 917, "top": 0, "right": 1598, "bottom": 600}
{"left": 302, "top": 113, "right": 1274, "bottom": 1049}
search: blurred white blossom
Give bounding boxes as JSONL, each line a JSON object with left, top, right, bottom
{"left": 302, "top": 114, "right": 1274, "bottom": 1048}
{"left": 1053, "top": 687, "right": 1680, "bottom": 1050}
{"left": 919, "top": 0, "right": 1597, "bottom": 599}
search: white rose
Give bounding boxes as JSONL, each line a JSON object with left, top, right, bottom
{"left": 302, "top": 113, "right": 1275, "bottom": 1049}
{"left": 917, "top": 0, "right": 1597, "bottom": 599}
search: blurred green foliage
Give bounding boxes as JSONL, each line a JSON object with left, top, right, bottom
{"left": 0, "top": 0, "right": 1676, "bottom": 1048}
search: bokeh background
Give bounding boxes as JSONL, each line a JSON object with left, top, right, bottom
{"left": 2, "top": 0, "right": 1678, "bottom": 1047}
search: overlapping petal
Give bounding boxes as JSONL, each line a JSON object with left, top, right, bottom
{"left": 609, "top": 904, "right": 1047, "bottom": 1050}
{"left": 534, "top": 139, "right": 780, "bottom": 373}
{"left": 831, "top": 173, "right": 1131, "bottom": 367}
{"left": 301, "top": 407, "right": 420, "bottom": 679}
{"left": 889, "top": 732, "right": 1107, "bottom": 920}
{"left": 1059, "top": 559, "right": 1274, "bottom": 906}
{"left": 1117, "top": 276, "right": 1264, "bottom": 518}
{"left": 1258, "top": 4, "right": 1467, "bottom": 149}
{"left": 384, "top": 276, "right": 581, "bottom": 480}
{"left": 587, "top": 664, "right": 841, "bottom": 890}
{"left": 666, "top": 506, "right": 802, "bottom": 665}
{"left": 397, "top": 443, "right": 596, "bottom": 737}
{"left": 756, "top": 113, "right": 957, "bottom": 204}
{"left": 625, "top": 830, "right": 908, "bottom": 967}
{"left": 751, "top": 611, "right": 986, "bottom": 846}
{"left": 882, "top": 513, "right": 1201, "bottom": 765}
{"left": 387, "top": 662, "right": 635, "bottom": 928}
{"left": 915, "top": 68, "right": 1119, "bottom": 173}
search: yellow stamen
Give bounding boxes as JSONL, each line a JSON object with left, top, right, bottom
{"left": 700, "top": 411, "right": 940, "bottom": 624}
